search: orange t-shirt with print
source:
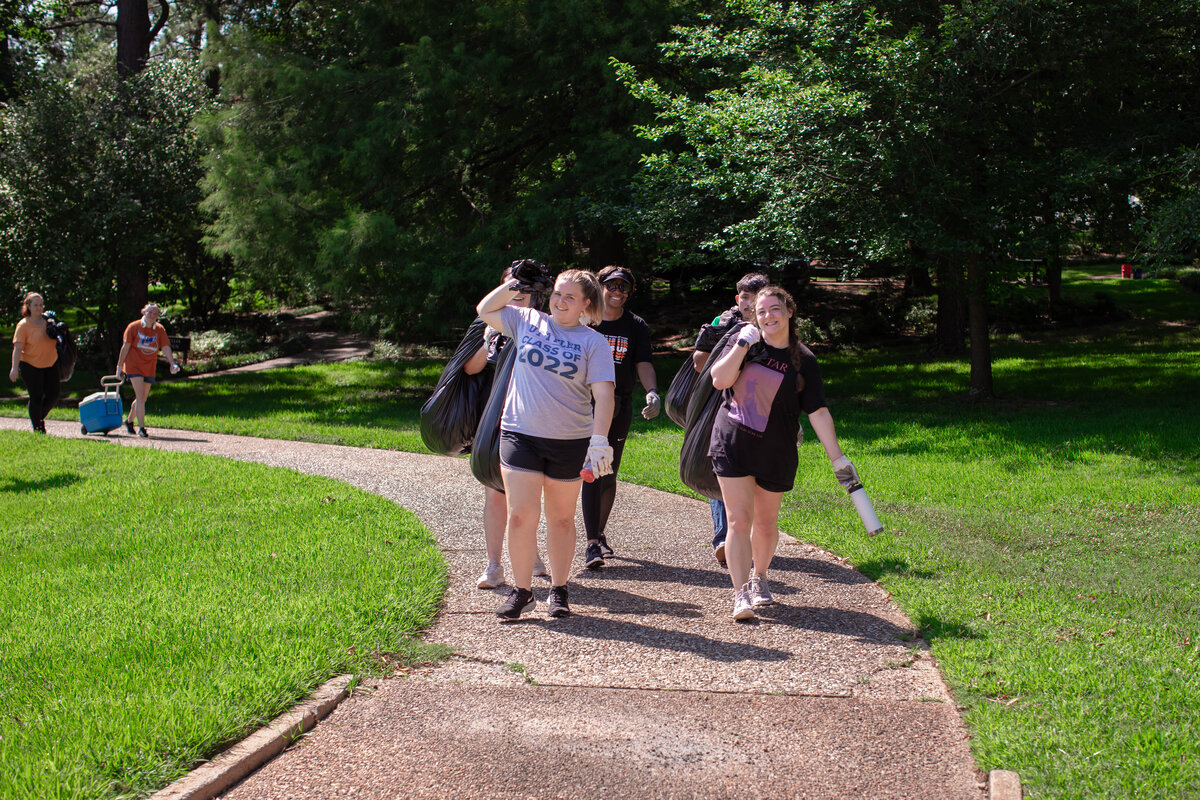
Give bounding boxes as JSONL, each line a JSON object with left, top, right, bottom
{"left": 13, "top": 318, "right": 58, "bottom": 369}
{"left": 123, "top": 320, "right": 170, "bottom": 377}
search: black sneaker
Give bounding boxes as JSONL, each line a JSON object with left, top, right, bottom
{"left": 124, "top": 419, "right": 135, "bottom": 434}
{"left": 597, "top": 536, "right": 614, "bottom": 558}
{"left": 496, "top": 587, "right": 535, "bottom": 621}
{"left": 547, "top": 585, "right": 571, "bottom": 617}
{"left": 584, "top": 542, "right": 605, "bottom": 570}
{"left": 137, "top": 427, "right": 149, "bottom": 438}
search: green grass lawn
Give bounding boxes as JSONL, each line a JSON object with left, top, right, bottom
{"left": 3, "top": 274, "right": 1199, "bottom": 798}
{"left": 0, "top": 434, "right": 447, "bottom": 800}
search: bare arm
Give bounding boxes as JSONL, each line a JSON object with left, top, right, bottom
{"left": 636, "top": 361, "right": 658, "bottom": 393}
{"left": 463, "top": 344, "right": 488, "bottom": 376}
{"left": 9, "top": 342, "right": 22, "bottom": 381}
{"left": 806, "top": 406, "right": 845, "bottom": 463}
{"left": 115, "top": 342, "right": 131, "bottom": 375}
{"left": 476, "top": 283, "right": 520, "bottom": 331}
{"left": 590, "top": 381, "right": 615, "bottom": 438}
{"left": 709, "top": 343, "right": 749, "bottom": 390}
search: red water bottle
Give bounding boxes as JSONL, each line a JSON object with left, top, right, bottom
{"left": 580, "top": 458, "right": 595, "bottom": 482}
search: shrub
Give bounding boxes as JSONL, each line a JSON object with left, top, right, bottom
{"left": 1178, "top": 269, "right": 1200, "bottom": 294}
{"left": 904, "top": 298, "right": 937, "bottom": 336}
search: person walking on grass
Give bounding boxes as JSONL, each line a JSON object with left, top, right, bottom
{"left": 463, "top": 264, "right": 550, "bottom": 589}
{"left": 691, "top": 272, "right": 770, "bottom": 567}
{"left": 581, "top": 266, "right": 659, "bottom": 569}
{"left": 477, "top": 263, "right": 615, "bottom": 621}
{"left": 9, "top": 292, "right": 59, "bottom": 434}
{"left": 116, "top": 303, "right": 180, "bottom": 438}
{"left": 708, "top": 285, "right": 861, "bottom": 621}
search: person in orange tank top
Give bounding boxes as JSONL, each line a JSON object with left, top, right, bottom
{"left": 115, "top": 303, "right": 180, "bottom": 438}
{"left": 9, "top": 292, "right": 60, "bottom": 433}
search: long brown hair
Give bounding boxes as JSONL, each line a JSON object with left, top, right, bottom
{"left": 756, "top": 285, "right": 804, "bottom": 371}
{"left": 21, "top": 292, "right": 42, "bottom": 318}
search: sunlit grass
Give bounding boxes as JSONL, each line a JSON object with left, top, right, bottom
{"left": 0, "top": 433, "right": 447, "bottom": 800}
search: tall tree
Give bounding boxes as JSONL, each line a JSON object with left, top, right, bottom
{"left": 201, "top": 0, "right": 695, "bottom": 337}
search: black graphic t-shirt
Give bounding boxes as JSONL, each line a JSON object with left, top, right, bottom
{"left": 594, "top": 311, "right": 653, "bottom": 399}
{"left": 708, "top": 342, "right": 826, "bottom": 485}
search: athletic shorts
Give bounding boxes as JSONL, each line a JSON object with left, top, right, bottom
{"left": 500, "top": 430, "right": 589, "bottom": 482}
{"left": 125, "top": 373, "right": 156, "bottom": 384}
{"left": 710, "top": 454, "right": 793, "bottom": 494}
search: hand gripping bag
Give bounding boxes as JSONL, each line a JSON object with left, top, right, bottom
{"left": 679, "top": 325, "right": 744, "bottom": 500}
{"left": 420, "top": 318, "right": 492, "bottom": 456}
{"left": 469, "top": 341, "right": 516, "bottom": 492}
{"left": 664, "top": 358, "right": 699, "bottom": 429}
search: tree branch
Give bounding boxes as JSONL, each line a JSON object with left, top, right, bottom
{"left": 148, "top": 0, "right": 169, "bottom": 42}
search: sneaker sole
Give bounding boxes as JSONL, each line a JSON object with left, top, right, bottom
{"left": 496, "top": 600, "right": 535, "bottom": 621}
{"left": 751, "top": 598, "right": 776, "bottom": 607}
{"left": 584, "top": 557, "right": 604, "bottom": 570}
{"left": 477, "top": 579, "right": 506, "bottom": 590}
{"left": 733, "top": 606, "right": 757, "bottom": 621}
{"left": 547, "top": 605, "right": 571, "bottom": 618}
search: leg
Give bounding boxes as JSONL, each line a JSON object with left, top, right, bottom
{"left": 716, "top": 475, "right": 757, "bottom": 591}
{"left": 710, "top": 498, "right": 728, "bottom": 557}
{"left": 500, "top": 467, "right": 543, "bottom": 591}
{"left": 482, "top": 487, "right": 507, "bottom": 566}
{"left": 749, "top": 486, "right": 784, "bottom": 578}
{"left": 129, "top": 378, "right": 151, "bottom": 428}
{"left": 542, "top": 475, "right": 583, "bottom": 588}
{"left": 582, "top": 397, "right": 632, "bottom": 543}
{"left": 18, "top": 362, "right": 45, "bottom": 430}
{"left": 38, "top": 365, "right": 60, "bottom": 427}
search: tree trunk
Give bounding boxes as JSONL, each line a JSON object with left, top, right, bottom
{"left": 0, "top": 33, "right": 12, "bottom": 103}
{"left": 966, "top": 252, "right": 993, "bottom": 401}
{"left": 116, "top": 0, "right": 152, "bottom": 78}
{"left": 934, "top": 255, "right": 967, "bottom": 355}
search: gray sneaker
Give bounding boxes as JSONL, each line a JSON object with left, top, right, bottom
{"left": 732, "top": 587, "right": 756, "bottom": 621}
{"left": 747, "top": 573, "right": 775, "bottom": 607}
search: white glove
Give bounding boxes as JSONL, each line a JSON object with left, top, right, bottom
{"left": 641, "top": 389, "right": 661, "bottom": 420}
{"left": 586, "top": 434, "right": 614, "bottom": 478}
{"left": 169, "top": 362, "right": 180, "bottom": 374}
{"left": 735, "top": 325, "right": 760, "bottom": 348}
{"left": 832, "top": 455, "right": 861, "bottom": 491}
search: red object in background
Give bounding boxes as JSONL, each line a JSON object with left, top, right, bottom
{"left": 1121, "top": 264, "right": 1133, "bottom": 278}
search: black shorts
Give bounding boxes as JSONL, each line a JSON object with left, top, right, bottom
{"left": 500, "top": 430, "right": 589, "bottom": 482}
{"left": 710, "top": 454, "right": 794, "bottom": 494}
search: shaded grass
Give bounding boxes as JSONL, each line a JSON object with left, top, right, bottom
{"left": 0, "top": 433, "right": 447, "bottom": 800}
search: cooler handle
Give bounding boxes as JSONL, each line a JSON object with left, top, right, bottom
{"left": 101, "top": 374, "right": 124, "bottom": 395}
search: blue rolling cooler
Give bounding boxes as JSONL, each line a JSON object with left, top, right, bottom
{"left": 79, "top": 375, "right": 125, "bottom": 435}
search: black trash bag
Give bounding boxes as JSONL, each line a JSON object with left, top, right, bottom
{"left": 679, "top": 325, "right": 745, "bottom": 500}
{"left": 664, "top": 358, "right": 699, "bottom": 429}
{"left": 509, "top": 258, "right": 553, "bottom": 296}
{"left": 470, "top": 341, "right": 517, "bottom": 492}
{"left": 43, "top": 311, "right": 78, "bottom": 382}
{"left": 419, "top": 318, "right": 493, "bottom": 456}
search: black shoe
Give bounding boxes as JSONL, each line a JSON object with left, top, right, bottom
{"left": 584, "top": 542, "right": 605, "bottom": 570}
{"left": 597, "top": 536, "right": 614, "bottom": 558}
{"left": 137, "top": 427, "right": 149, "bottom": 438}
{"left": 547, "top": 585, "right": 571, "bottom": 618}
{"left": 496, "top": 587, "right": 535, "bottom": 621}
{"left": 124, "top": 419, "right": 135, "bottom": 434}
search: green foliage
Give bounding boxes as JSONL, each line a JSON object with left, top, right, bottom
{"left": 0, "top": 44, "right": 219, "bottom": 336}
{"left": 1179, "top": 269, "right": 1200, "bottom": 295}
{"left": 0, "top": 431, "right": 446, "bottom": 799}
{"left": 201, "top": 0, "right": 696, "bottom": 337}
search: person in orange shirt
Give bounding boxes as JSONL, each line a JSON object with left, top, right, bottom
{"left": 9, "top": 292, "right": 60, "bottom": 433}
{"left": 115, "top": 303, "right": 180, "bottom": 438}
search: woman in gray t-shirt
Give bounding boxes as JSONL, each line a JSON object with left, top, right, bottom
{"left": 477, "top": 266, "right": 616, "bottom": 621}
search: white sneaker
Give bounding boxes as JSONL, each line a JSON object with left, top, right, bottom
{"left": 533, "top": 555, "right": 550, "bottom": 578}
{"left": 747, "top": 573, "right": 775, "bottom": 607}
{"left": 477, "top": 562, "right": 506, "bottom": 589}
{"left": 732, "top": 587, "right": 757, "bottom": 620}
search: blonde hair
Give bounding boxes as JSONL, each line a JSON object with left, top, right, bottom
{"left": 556, "top": 269, "right": 603, "bottom": 326}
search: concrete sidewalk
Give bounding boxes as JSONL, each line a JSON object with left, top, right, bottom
{"left": 5, "top": 418, "right": 992, "bottom": 799}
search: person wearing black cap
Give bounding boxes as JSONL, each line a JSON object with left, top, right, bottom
{"left": 581, "top": 265, "right": 659, "bottom": 569}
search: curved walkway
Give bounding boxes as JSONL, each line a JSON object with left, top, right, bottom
{"left": 5, "top": 417, "right": 988, "bottom": 799}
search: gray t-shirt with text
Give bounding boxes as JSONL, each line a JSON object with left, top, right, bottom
{"left": 499, "top": 306, "right": 615, "bottom": 440}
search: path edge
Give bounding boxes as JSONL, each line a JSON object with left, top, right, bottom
{"left": 147, "top": 674, "right": 354, "bottom": 800}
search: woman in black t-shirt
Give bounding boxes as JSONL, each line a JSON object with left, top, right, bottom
{"left": 708, "top": 286, "right": 862, "bottom": 621}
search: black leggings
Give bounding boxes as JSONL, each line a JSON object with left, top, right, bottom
{"left": 582, "top": 394, "right": 634, "bottom": 541}
{"left": 19, "top": 362, "right": 60, "bottom": 428}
